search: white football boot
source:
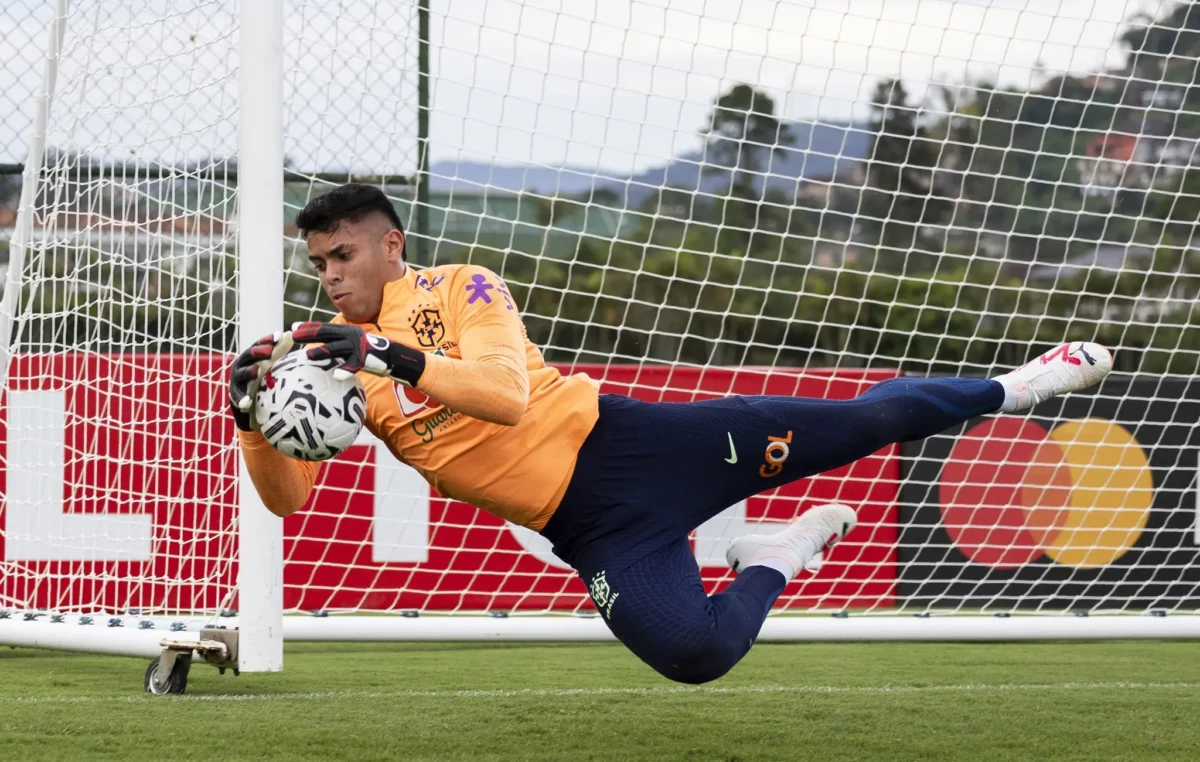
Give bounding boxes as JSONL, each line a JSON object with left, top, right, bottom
{"left": 992, "top": 341, "right": 1113, "bottom": 412}
{"left": 725, "top": 503, "right": 857, "bottom": 579}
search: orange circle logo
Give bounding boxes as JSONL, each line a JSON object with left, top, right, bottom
{"left": 938, "top": 417, "right": 1154, "bottom": 570}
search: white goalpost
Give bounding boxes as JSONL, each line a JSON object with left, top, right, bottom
{"left": 236, "top": 0, "right": 285, "bottom": 675}
{"left": 3, "top": 0, "right": 1200, "bottom": 692}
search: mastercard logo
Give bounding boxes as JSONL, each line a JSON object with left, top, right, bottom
{"left": 938, "top": 417, "right": 1154, "bottom": 570}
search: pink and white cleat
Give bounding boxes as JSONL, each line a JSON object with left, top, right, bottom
{"left": 993, "top": 342, "right": 1113, "bottom": 412}
{"left": 725, "top": 503, "right": 857, "bottom": 580}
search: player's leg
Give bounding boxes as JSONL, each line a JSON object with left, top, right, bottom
{"left": 742, "top": 340, "right": 1111, "bottom": 481}
{"left": 739, "top": 374, "right": 1005, "bottom": 479}
{"left": 541, "top": 341, "right": 1113, "bottom": 570}
{"left": 722, "top": 341, "right": 1112, "bottom": 579}
{"left": 577, "top": 518, "right": 844, "bottom": 684}
{"left": 701, "top": 341, "right": 1113, "bottom": 515}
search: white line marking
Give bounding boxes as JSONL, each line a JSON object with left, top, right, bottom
{"left": 1, "top": 681, "right": 1197, "bottom": 705}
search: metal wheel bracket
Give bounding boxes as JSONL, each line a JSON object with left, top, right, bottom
{"left": 151, "top": 648, "right": 185, "bottom": 686}
{"left": 159, "top": 628, "right": 239, "bottom": 672}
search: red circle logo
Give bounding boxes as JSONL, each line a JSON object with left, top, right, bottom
{"left": 394, "top": 383, "right": 433, "bottom": 418}
{"left": 939, "top": 417, "right": 1153, "bottom": 570}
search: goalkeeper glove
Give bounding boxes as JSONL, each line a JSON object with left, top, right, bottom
{"left": 288, "top": 322, "right": 426, "bottom": 387}
{"left": 228, "top": 332, "right": 294, "bottom": 432}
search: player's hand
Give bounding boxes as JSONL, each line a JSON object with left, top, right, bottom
{"left": 228, "top": 332, "right": 294, "bottom": 432}
{"left": 288, "top": 322, "right": 426, "bottom": 387}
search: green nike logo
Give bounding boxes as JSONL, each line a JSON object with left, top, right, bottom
{"left": 724, "top": 432, "right": 738, "bottom": 464}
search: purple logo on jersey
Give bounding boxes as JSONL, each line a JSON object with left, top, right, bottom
{"left": 497, "top": 283, "right": 515, "bottom": 311}
{"left": 416, "top": 274, "right": 445, "bottom": 291}
{"left": 465, "top": 274, "right": 494, "bottom": 304}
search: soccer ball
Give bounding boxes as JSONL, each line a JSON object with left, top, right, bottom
{"left": 254, "top": 352, "right": 367, "bottom": 461}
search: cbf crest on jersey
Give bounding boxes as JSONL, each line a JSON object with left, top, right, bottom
{"left": 410, "top": 308, "right": 445, "bottom": 348}
{"left": 589, "top": 570, "right": 619, "bottom": 619}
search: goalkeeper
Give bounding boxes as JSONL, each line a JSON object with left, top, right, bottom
{"left": 230, "top": 183, "right": 1113, "bottom": 685}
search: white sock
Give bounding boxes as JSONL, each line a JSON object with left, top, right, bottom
{"left": 745, "top": 557, "right": 796, "bottom": 581}
{"left": 990, "top": 373, "right": 1020, "bottom": 412}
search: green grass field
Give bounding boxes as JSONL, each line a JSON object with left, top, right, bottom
{"left": 2, "top": 640, "right": 1199, "bottom": 761}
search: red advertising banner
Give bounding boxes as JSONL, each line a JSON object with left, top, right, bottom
{"left": 0, "top": 356, "right": 899, "bottom": 613}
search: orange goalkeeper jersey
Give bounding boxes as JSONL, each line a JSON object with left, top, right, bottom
{"left": 238, "top": 264, "right": 600, "bottom": 530}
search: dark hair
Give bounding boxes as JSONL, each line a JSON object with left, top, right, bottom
{"left": 296, "top": 183, "right": 406, "bottom": 259}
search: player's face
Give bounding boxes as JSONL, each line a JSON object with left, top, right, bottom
{"left": 306, "top": 215, "right": 405, "bottom": 323}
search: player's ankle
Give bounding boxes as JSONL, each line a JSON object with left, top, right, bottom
{"left": 991, "top": 375, "right": 1021, "bottom": 413}
{"left": 743, "top": 556, "right": 797, "bottom": 581}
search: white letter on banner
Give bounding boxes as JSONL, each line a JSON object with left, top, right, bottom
{"left": 508, "top": 523, "right": 572, "bottom": 570}
{"left": 359, "top": 430, "right": 571, "bottom": 569}
{"left": 357, "top": 429, "right": 429, "bottom": 563}
{"left": 5, "top": 389, "right": 153, "bottom": 561}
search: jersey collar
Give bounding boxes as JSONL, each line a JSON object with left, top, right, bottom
{"left": 380, "top": 264, "right": 417, "bottom": 309}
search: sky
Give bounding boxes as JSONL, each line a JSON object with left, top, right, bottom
{"left": 0, "top": 0, "right": 1164, "bottom": 177}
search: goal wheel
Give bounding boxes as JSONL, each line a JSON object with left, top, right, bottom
{"left": 144, "top": 654, "right": 191, "bottom": 695}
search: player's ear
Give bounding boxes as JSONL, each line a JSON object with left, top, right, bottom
{"left": 383, "top": 228, "right": 405, "bottom": 264}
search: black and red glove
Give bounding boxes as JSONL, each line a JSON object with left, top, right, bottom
{"left": 228, "top": 331, "right": 294, "bottom": 432}
{"left": 288, "top": 322, "right": 426, "bottom": 387}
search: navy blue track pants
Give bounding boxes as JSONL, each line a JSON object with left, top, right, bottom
{"left": 539, "top": 376, "right": 1005, "bottom": 683}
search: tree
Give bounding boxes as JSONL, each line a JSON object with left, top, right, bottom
{"left": 703, "top": 84, "right": 793, "bottom": 198}
{"left": 1121, "top": 2, "right": 1200, "bottom": 78}
{"left": 858, "top": 78, "right": 953, "bottom": 269}
{"left": 700, "top": 84, "right": 796, "bottom": 257}
{"left": 1149, "top": 166, "right": 1200, "bottom": 242}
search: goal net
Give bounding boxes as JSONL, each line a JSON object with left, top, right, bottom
{"left": 3, "top": 0, "right": 1200, "bottom": 660}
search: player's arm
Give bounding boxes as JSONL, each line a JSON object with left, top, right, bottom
{"left": 418, "top": 265, "right": 529, "bottom": 425}
{"left": 288, "top": 267, "right": 529, "bottom": 426}
{"left": 238, "top": 430, "right": 321, "bottom": 517}
{"left": 228, "top": 334, "right": 322, "bottom": 517}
